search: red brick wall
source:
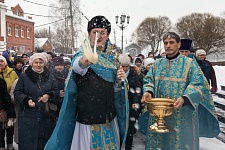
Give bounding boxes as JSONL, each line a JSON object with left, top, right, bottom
{"left": 11, "top": 5, "right": 24, "bottom": 17}
{"left": 6, "top": 15, "right": 34, "bottom": 55}
{"left": 42, "top": 40, "right": 53, "bottom": 52}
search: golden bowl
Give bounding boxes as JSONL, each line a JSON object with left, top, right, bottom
{"left": 145, "top": 98, "right": 176, "bottom": 133}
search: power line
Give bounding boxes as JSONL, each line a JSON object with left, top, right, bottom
{"left": 22, "top": 0, "right": 68, "bottom": 9}
{"left": 34, "top": 18, "right": 65, "bottom": 28}
{"left": 23, "top": 0, "right": 89, "bottom": 21}
{"left": 1, "top": 7, "right": 60, "bottom": 18}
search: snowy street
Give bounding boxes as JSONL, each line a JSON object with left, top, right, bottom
{"left": 132, "top": 93, "right": 225, "bottom": 150}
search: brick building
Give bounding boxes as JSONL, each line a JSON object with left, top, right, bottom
{"left": 35, "top": 38, "right": 54, "bottom": 52}
{"left": 0, "top": 0, "right": 7, "bottom": 52}
{"left": 5, "top": 4, "right": 34, "bottom": 55}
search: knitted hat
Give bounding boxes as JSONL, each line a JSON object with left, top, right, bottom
{"left": 2, "top": 51, "right": 9, "bottom": 59}
{"left": 22, "top": 51, "right": 31, "bottom": 58}
{"left": 29, "top": 53, "right": 47, "bottom": 66}
{"left": 0, "top": 55, "right": 7, "bottom": 64}
{"left": 87, "top": 15, "right": 111, "bottom": 33}
{"left": 180, "top": 39, "right": 192, "bottom": 51}
{"left": 42, "top": 52, "right": 49, "bottom": 60}
{"left": 196, "top": 49, "right": 206, "bottom": 56}
{"left": 118, "top": 54, "right": 131, "bottom": 66}
{"left": 143, "top": 58, "right": 155, "bottom": 67}
{"left": 52, "top": 56, "right": 64, "bottom": 66}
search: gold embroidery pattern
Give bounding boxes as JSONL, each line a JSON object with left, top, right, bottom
{"left": 91, "top": 122, "right": 119, "bottom": 150}
{"left": 187, "top": 85, "right": 203, "bottom": 98}
{"left": 155, "top": 57, "right": 191, "bottom": 82}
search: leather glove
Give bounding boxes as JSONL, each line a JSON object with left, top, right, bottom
{"left": 210, "top": 87, "right": 218, "bottom": 93}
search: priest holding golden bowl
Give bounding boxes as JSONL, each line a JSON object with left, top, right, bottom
{"left": 139, "top": 32, "right": 220, "bottom": 150}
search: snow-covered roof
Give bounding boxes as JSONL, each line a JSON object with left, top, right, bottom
{"left": 34, "top": 38, "right": 48, "bottom": 48}
{"left": 5, "top": 11, "right": 35, "bottom": 23}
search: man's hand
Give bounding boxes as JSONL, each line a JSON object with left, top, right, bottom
{"left": 28, "top": 99, "right": 35, "bottom": 107}
{"left": 116, "top": 68, "right": 126, "bottom": 84}
{"left": 141, "top": 92, "right": 152, "bottom": 104}
{"left": 80, "top": 55, "right": 93, "bottom": 66}
{"left": 173, "top": 97, "right": 184, "bottom": 109}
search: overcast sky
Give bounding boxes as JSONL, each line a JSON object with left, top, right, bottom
{"left": 5, "top": 0, "right": 225, "bottom": 46}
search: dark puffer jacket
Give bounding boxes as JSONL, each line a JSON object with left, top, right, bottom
{"left": 0, "top": 78, "right": 15, "bottom": 119}
{"left": 14, "top": 66, "right": 59, "bottom": 150}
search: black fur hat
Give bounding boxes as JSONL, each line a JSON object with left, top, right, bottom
{"left": 87, "top": 15, "right": 111, "bottom": 33}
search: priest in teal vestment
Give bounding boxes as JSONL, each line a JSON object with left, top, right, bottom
{"left": 140, "top": 32, "right": 220, "bottom": 150}
{"left": 45, "top": 16, "right": 129, "bottom": 150}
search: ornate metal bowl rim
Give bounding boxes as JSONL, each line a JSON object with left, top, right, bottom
{"left": 145, "top": 98, "right": 176, "bottom": 104}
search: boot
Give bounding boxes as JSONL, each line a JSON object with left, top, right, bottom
{"left": 125, "top": 135, "right": 134, "bottom": 150}
{"left": 6, "top": 144, "right": 14, "bottom": 150}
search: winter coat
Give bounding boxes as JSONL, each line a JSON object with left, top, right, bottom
{"left": 9, "top": 79, "right": 19, "bottom": 143}
{"left": 13, "top": 68, "right": 22, "bottom": 77}
{"left": 0, "top": 78, "right": 12, "bottom": 117}
{"left": 204, "top": 60, "right": 217, "bottom": 88}
{"left": 127, "top": 67, "right": 142, "bottom": 107}
{"left": 0, "top": 66, "right": 18, "bottom": 92}
{"left": 197, "top": 59, "right": 217, "bottom": 88}
{"left": 126, "top": 66, "right": 142, "bottom": 136}
{"left": 52, "top": 68, "right": 69, "bottom": 110}
{"left": 52, "top": 68, "right": 69, "bottom": 90}
{"left": 14, "top": 66, "right": 59, "bottom": 150}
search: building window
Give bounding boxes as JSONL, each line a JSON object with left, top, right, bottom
{"left": 17, "top": 10, "right": 20, "bottom": 16}
{"left": 15, "top": 27, "right": 19, "bottom": 37}
{"left": 27, "top": 29, "right": 30, "bottom": 39}
{"left": 21, "top": 28, "right": 24, "bottom": 38}
{"left": 7, "top": 26, "right": 12, "bottom": 36}
{"left": 20, "top": 46, "right": 25, "bottom": 54}
{"left": 14, "top": 46, "right": 17, "bottom": 51}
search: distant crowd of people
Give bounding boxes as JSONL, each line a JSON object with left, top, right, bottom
{"left": 0, "top": 15, "right": 220, "bottom": 150}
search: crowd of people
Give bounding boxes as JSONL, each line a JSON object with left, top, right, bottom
{"left": 0, "top": 15, "right": 221, "bottom": 150}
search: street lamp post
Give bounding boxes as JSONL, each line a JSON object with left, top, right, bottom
{"left": 115, "top": 14, "right": 130, "bottom": 51}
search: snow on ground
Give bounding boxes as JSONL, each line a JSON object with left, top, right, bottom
{"left": 213, "top": 66, "right": 225, "bottom": 90}
{"left": 13, "top": 66, "right": 225, "bottom": 150}
{"left": 132, "top": 94, "right": 225, "bottom": 150}
{"left": 199, "top": 137, "right": 225, "bottom": 150}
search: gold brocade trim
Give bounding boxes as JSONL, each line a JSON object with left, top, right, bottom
{"left": 155, "top": 58, "right": 192, "bottom": 82}
{"left": 92, "top": 124, "right": 101, "bottom": 132}
{"left": 188, "top": 85, "right": 203, "bottom": 98}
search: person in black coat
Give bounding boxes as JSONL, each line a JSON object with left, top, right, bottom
{"left": 51, "top": 56, "right": 69, "bottom": 111}
{"left": 14, "top": 53, "right": 59, "bottom": 150}
{"left": 0, "top": 78, "right": 15, "bottom": 150}
{"left": 13, "top": 57, "right": 24, "bottom": 77}
{"left": 118, "top": 54, "right": 142, "bottom": 150}
{"left": 196, "top": 49, "right": 217, "bottom": 93}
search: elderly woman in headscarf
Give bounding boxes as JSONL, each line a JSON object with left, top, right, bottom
{"left": 14, "top": 53, "right": 59, "bottom": 150}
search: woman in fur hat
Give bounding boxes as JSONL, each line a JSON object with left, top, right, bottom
{"left": 14, "top": 53, "right": 59, "bottom": 150}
